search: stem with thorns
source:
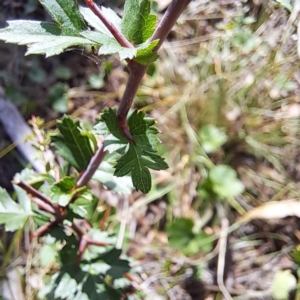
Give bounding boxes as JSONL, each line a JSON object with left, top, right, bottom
{"left": 83, "top": 0, "right": 191, "bottom": 141}
{"left": 15, "top": 0, "right": 192, "bottom": 265}
{"left": 116, "top": 0, "right": 191, "bottom": 141}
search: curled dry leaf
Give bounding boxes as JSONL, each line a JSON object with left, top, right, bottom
{"left": 240, "top": 200, "right": 300, "bottom": 222}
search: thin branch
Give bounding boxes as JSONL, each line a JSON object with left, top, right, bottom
{"left": 72, "top": 221, "right": 108, "bottom": 265}
{"left": 30, "top": 197, "right": 56, "bottom": 214}
{"left": 100, "top": 206, "right": 111, "bottom": 231}
{"left": 72, "top": 222, "right": 108, "bottom": 247}
{"left": 151, "top": 0, "right": 191, "bottom": 50}
{"left": 76, "top": 238, "right": 88, "bottom": 267}
{"left": 13, "top": 179, "right": 53, "bottom": 207}
{"left": 83, "top": 220, "right": 92, "bottom": 231}
{"left": 76, "top": 142, "right": 107, "bottom": 188}
{"left": 116, "top": 63, "right": 148, "bottom": 141}
{"left": 72, "top": 221, "right": 85, "bottom": 238}
{"left": 30, "top": 221, "right": 58, "bottom": 240}
{"left": 85, "top": 237, "right": 108, "bottom": 247}
{"left": 83, "top": 0, "right": 134, "bottom": 48}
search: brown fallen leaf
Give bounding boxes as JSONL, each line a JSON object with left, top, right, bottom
{"left": 240, "top": 200, "right": 300, "bottom": 222}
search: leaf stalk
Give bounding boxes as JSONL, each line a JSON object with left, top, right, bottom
{"left": 83, "top": 0, "right": 134, "bottom": 48}
{"left": 76, "top": 140, "right": 107, "bottom": 187}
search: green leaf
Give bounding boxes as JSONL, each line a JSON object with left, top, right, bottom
{"left": 50, "top": 176, "right": 85, "bottom": 206}
{"left": 13, "top": 169, "right": 43, "bottom": 212}
{"left": 79, "top": 7, "right": 139, "bottom": 61}
{"left": 199, "top": 125, "right": 227, "bottom": 153}
{"left": 51, "top": 116, "right": 94, "bottom": 172}
{"left": 292, "top": 245, "right": 300, "bottom": 263}
{"left": 48, "top": 82, "right": 69, "bottom": 113}
{"left": 40, "top": 249, "right": 126, "bottom": 299}
{"left": 100, "top": 248, "right": 131, "bottom": 279}
{"left": 209, "top": 165, "right": 244, "bottom": 198}
{"left": 79, "top": 6, "right": 121, "bottom": 36}
{"left": 167, "top": 218, "right": 213, "bottom": 255}
{"left": 13, "top": 168, "right": 45, "bottom": 186}
{"left": 95, "top": 108, "right": 168, "bottom": 193}
{"left": 135, "top": 39, "right": 159, "bottom": 65}
{"left": 0, "top": 0, "right": 90, "bottom": 57}
{"left": 88, "top": 73, "right": 105, "bottom": 90}
{"left": 121, "top": 0, "right": 157, "bottom": 44}
{"left": 184, "top": 231, "right": 213, "bottom": 255}
{"left": 54, "top": 272, "right": 78, "bottom": 299}
{"left": 28, "top": 57, "right": 47, "bottom": 83}
{"left": 93, "top": 161, "right": 133, "bottom": 194}
{"left": 39, "top": 0, "right": 86, "bottom": 33}
{"left": 80, "top": 30, "right": 137, "bottom": 60}
{"left": 83, "top": 247, "right": 130, "bottom": 279}
{"left": 39, "top": 244, "right": 57, "bottom": 267}
{"left": 71, "top": 193, "right": 98, "bottom": 221}
{"left": 113, "top": 278, "right": 131, "bottom": 289}
{"left": 0, "top": 21, "right": 94, "bottom": 57}
{"left": 167, "top": 218, "right": 195, "bottom": 250}
{"left": 276, "top": 0, "right": 292, "bottom": 12}
{"left": 55, "top": 66, "right": 72, "bottom": 80}
{"left": 7, "top": 0, "right": 88, "bottom": 48}
{"left": 88, "top": 229, "right": 117, "bottom": 245}
{"left": 271, "top": 270, "right": 296, "bottom": 300}
{"left": 0, "top": 187, "right": 32, "bottom": 231}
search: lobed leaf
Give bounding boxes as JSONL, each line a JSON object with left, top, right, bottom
{"left": 167, "top": 218, "right": 194, "bottom": 250}
{"left": 40, "top": 271, "right": 122, "bottom": 300}
{"left": 0, "top": 21, "right": 94, "bottom": 57}
{"left": 167, "top": 218, "right": 213, "bottom": 255}
{"left": 98, "top": 248, "right": 130, "bottom": 279}
{"left": 199, "top": 125, "right": 227, "bottom": 154}
{"left": 51, "top": 176, "right": 86, "bottom": 206}
{"left": 80, "top": 6, "right": 156, "bottom": 62}
{"left": 0, "top": 0, "right": 92, "bottom": 57}
{"left": 70, "top": 194, "right": 98, "bottom": 221}
{"left": 209, "top": 165, "right": 244, "bottom": 198}
{"left": 121, "top": 0, "right": 157, "bottom": 44}
{"left": 93, "top": 161, "right": 133, "bottom": 195}
{"left": 135, "top": 39, "right": 159, "bottom": 65}
{"left": 51, "top": 116, "right": 94, "bottom": 172}
{"left": 39, "top": 245, "right": 129, "bottom": 299}
{"left": 95, "top": 108, "right": 168, "bottom": 193}
{"left": 0, "top": 187, "right": 32, "bottom": 231}
{"left": 13, "top": 169, "right": 44, "bottom": 212}
{"left": 0, "top": 1, "right": 159, "bottom": 62}
{"left": 80, "top": 30, "right": 137, "bottom": 60}
{"left": 39, "top": 0, "right": 86, "bottom": 34}
{"left": 272, "top": 270, "right": 296, "bottom": 300}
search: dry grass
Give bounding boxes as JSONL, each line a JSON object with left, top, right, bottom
{"left": 123, "top": 0, "right": 300, "bottom": 299}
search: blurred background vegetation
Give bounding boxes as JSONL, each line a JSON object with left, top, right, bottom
{"left": 1, "top": 0, "right": 300, "bottom": 299}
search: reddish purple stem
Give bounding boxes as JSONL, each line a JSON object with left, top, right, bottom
{"left": 83, "top": 0, "right": 134, "bottom": 48}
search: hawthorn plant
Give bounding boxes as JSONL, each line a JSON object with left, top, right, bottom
{"left": 0, "top": 0, "right": 191, "bottom": 298}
